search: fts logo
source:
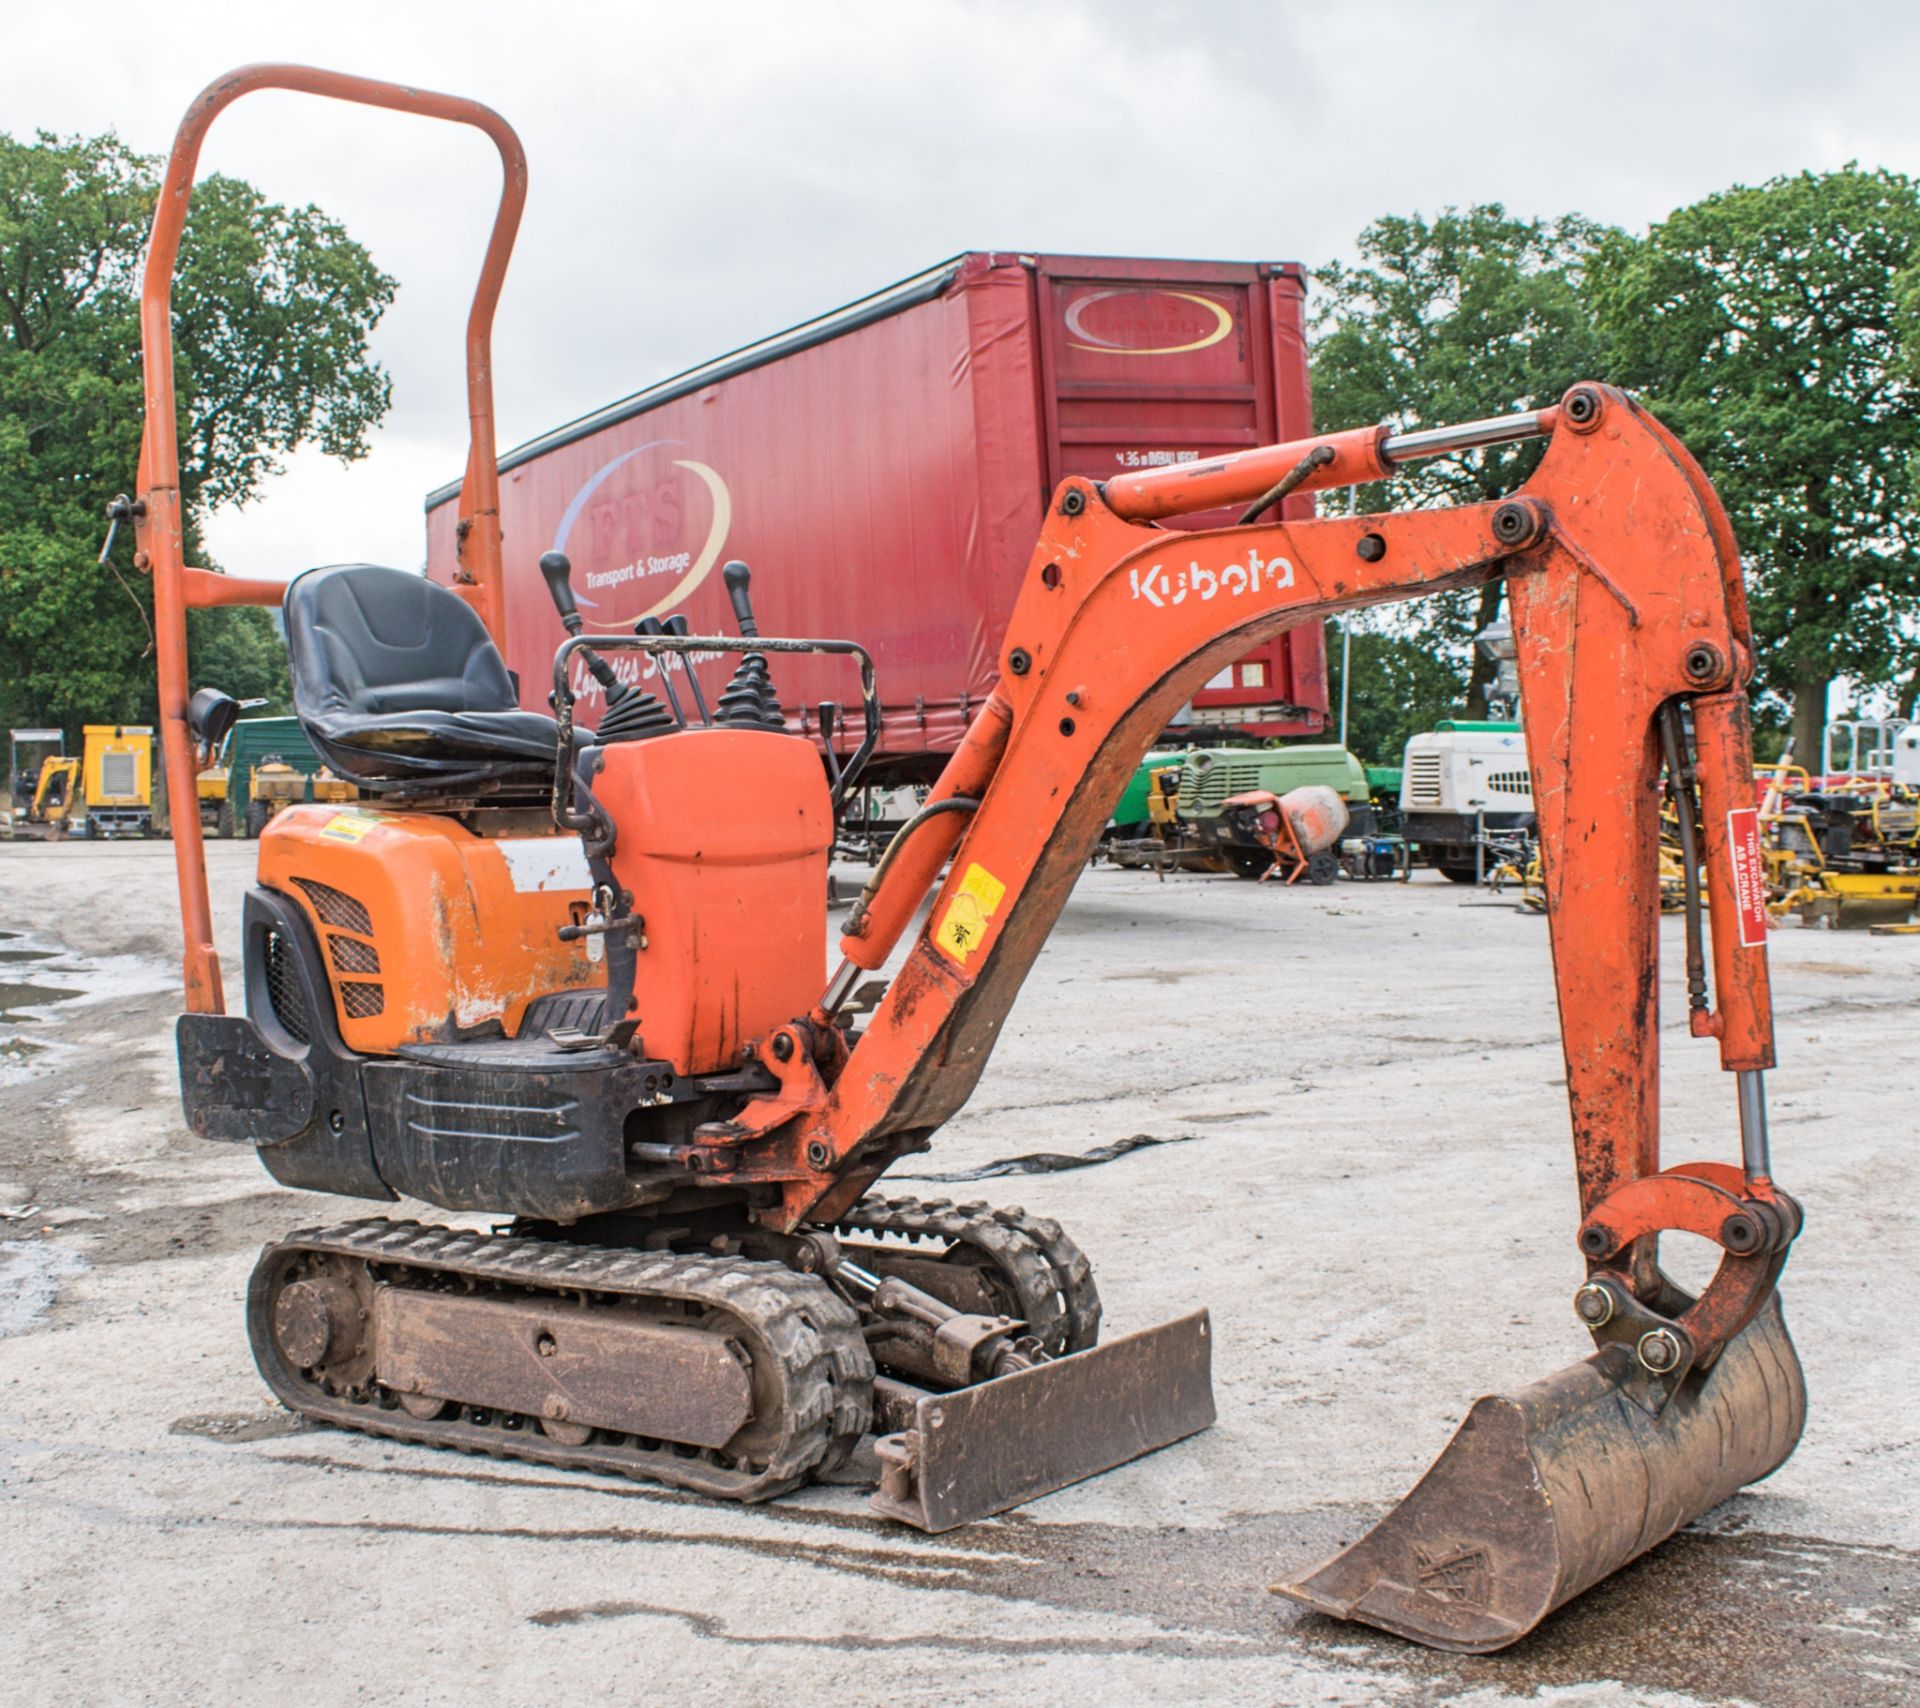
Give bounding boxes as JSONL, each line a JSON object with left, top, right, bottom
{"left": 552, "top": 438, "right": 732, "bottom": 623}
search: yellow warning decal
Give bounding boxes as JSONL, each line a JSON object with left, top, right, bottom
{"left": 321, "top": 814, "right": 377, "bottom": 843}
{"left": 933, "top": 862, "right": 1007, "bottom": 965}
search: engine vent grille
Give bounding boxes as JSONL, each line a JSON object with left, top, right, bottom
{"left": 339, "top": 981, "right": 386, "bottom": 1019}
{"left": 1484, "top": 770, "right": 1533, "bottom": 798}
{"left": 1179, "top": 759, "right": 1273, "bottom": 815}
{"left": 291, "top": 877, "right": 373, "bottom": 935}
{"left": 263, "top": 927, "right": 312, "bottom": 1044}
{"left": 329, "top": 936, "right": 381, "bottom": 975}
{"left": 1407, "top": 752, "right": 1444, "bottom": 808}
{"left": 100, "top": 751, "right": 137, "bottom": 799}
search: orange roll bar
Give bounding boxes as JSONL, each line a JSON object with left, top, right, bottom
{"left": 133, "top": 64, "right": 527, "bottom": 1012}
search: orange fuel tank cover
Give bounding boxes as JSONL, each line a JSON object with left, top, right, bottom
{"left": 590, "top": 729, "right": 832, "bottom": 1075}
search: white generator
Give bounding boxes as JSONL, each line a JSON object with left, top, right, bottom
{"left": 1399, "top": 723, "right": 1535, "bottom": 880}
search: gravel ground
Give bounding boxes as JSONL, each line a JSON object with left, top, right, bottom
{"left": 0, "top": 840, "right": 1914, "bottom": 1706}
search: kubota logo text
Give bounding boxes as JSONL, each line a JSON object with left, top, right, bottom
{"left": 1065, "top": 288, "right": 1235, "bottom": 356}
{"left": 1129, "top": 549, "right": 1294, "bottom": 608}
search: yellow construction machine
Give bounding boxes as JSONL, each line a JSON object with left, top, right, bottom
{"left": 1761, "top": 763, "right": 1920, "bottom": 930}
{"left": 8, "top": 729, "right": 80, "bottom": 839}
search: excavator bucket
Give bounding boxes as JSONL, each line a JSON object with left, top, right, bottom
{"left": 869, "top": 1310, "right": 1215, "bottom": 1531}
{"left": 1273, "top": 1296, "right": 1805, "bottom": 1652}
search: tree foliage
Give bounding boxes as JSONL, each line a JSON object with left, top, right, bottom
{"left": 1309, "top": 205, "right": 1615, "bottom": 714}
{"left": 0, "top": 129, "right": 395, "bottom": 733}
{"left": 1324, "top": 624, "right": 1470, "bottom": 769}
{"left": 1591, "top": 166, "right": 1920, "bottom": 754}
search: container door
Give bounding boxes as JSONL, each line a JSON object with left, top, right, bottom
{"left": 1034, "top": 258, "right": 1327, "bottom": 741}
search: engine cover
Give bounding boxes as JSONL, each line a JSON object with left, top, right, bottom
{"left": 257, "top": 806, "right": 599, "bottom": 1053}
{"left": 591, "top": 728, "right": 831, "bottom": 1075}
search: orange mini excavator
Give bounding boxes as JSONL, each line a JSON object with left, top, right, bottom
{"left": 138, "top": 67, "right": 1803, "bottom": 1654}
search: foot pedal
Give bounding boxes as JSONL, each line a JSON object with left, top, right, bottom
{"left": 869, "top": 1310, "right": 1214, "bottom": 1532}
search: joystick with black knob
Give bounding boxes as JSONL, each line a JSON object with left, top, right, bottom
{"left": 715, "top": 560, "right": 785, "bottom": 731}
{"left": 541, "top": 551, "right": 673, "bottom": 742}
{"left": 540, "top": 551, "right": 584, "bottom": 635}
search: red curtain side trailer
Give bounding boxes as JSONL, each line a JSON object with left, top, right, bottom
{"left": 424, "top": 251, "right": 1328, "bottom": 782}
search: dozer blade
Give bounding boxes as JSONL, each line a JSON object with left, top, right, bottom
{"left": 1273, "top": 1295, "right": 1805, "bottom": 1653}
{"left": 1823, "top": 872, "right": 1920, "bottom": 930}
{"left": 870, "top": 1309, "right": 1215, "bottom": 1532}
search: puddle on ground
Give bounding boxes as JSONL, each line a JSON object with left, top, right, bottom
{"left": 171, "top": 1410, "right": 314, "bottom": 1443}
{"left": 0, "top": 980, "right": 80, "bottom": 1015}
{"left": 0, "top": 1241, "right": 87, "bottom": 1335}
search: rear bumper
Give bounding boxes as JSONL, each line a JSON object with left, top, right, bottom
{"left": 175, "top": 887, "right": 691, "bottom": 1220}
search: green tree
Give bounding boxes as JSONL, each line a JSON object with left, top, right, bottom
{"left": 0, "top": 130, "right": 395, "bottom": 734}
{"left": 1323, "top": 623, "right": 1472, "bottom": 768}
{"left": 1592, "top": 166, "right": 1920, "bottom": 758}
{"left": 1309, "top": 205, "right": 1615, "bottom": 714}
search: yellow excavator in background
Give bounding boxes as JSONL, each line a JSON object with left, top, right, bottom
{"left": 8, "top": 729, "right": 80, "bottom": 840}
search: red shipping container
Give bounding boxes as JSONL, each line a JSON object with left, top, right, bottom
{"left": 425, "top": 252, "right": 1327, "bottom": 780}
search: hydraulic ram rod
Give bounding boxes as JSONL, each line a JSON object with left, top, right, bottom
{"left": 1104, "top": 407, "right": 1558, "bottom": 523}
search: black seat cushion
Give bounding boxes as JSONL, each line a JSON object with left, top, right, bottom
{"left": 285, "top": 564, "right": 558, "bottom": 787}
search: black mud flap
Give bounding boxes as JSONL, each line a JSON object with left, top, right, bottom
{"left": 869, "top": 1309, "right": 1215, "bottom": 1532}
{"left": 177, "top": 1013, "right": 315, "bottom": 1144}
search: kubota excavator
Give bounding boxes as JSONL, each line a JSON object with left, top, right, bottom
{"left": 136, "top": 66, "right": 1803, "bottom": 1655}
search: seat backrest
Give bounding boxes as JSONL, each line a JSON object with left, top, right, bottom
{"left": 286, "top": 565, "right": 516, "bottom": 721}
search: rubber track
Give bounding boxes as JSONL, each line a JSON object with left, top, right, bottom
{"left": 247, "top": 1219, "right": 872, "bottom": 1501}
{"left": 834, "top": 1194, "right": 1102, "bottom": 1354}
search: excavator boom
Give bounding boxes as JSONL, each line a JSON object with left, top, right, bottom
{"left": 706, "top": 382, "right": 1802, "bottom": 1647}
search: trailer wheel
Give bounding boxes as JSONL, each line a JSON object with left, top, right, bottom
{"left": 1307, "top": 850, "right": 1341, "bottom": 886}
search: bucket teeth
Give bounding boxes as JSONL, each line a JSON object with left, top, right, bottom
{"left": 1272, "top": 1295, "right": 1806, "bottom": 1652}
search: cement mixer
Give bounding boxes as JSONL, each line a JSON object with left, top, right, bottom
{"left": 1217, "top": 783, "right": 1350, "bottom": 883}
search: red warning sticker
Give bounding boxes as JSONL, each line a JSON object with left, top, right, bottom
{"left": 1726, "top": 806, "right": 1768, "bottom": 948}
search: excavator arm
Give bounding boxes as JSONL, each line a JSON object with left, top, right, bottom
{"left": 711, "top": 382, "right": 1803, "bottom": 1648}
{"left": 779, "top": 383, "right": 1790, "bottom": 1329}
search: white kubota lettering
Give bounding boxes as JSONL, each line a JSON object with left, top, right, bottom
{"left": 1130, "top": 549, "right": 1294, "bottom": 608}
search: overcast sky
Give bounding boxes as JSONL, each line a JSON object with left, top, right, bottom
{"left": 10, "top": 0, "right": 1919, "bottom": 581}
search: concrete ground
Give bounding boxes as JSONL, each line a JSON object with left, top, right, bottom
{"left": 0, "top": 840, "right": 1914, "bottom": 1706}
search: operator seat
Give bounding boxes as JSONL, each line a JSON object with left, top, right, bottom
{"left": 285, "top": 563, "right": 559, "bottom": 790}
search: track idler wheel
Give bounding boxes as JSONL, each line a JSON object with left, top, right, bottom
{"left": 1272, "top": 1294, "right": 1806, "bottom": 1652}
{"left": 833, "top": 1194, "right": 1101, "bottom": 1356}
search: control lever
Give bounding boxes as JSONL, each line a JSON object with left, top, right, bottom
{"left": 634, "top": 617, "right": 687, "bottom": 725}
{"left": 723, "top": 559, "right": 760, "bottom": 637}
{"left": 666, "top": 615, "right": 712, "bottom": 724}
{"left": 545, "top": 552, "right": 674, "bottom": 743}
{"left": 539, "top": 550, "right": 584, "bottom": 635}
{"left": 541, "top": 551, "right": 609, "bottom": 688}
{"left": 819, "top": 700, "right": 844, "bottom": 795}
{"left": 715, "top": 559, "right": 783, "bottom": 730}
